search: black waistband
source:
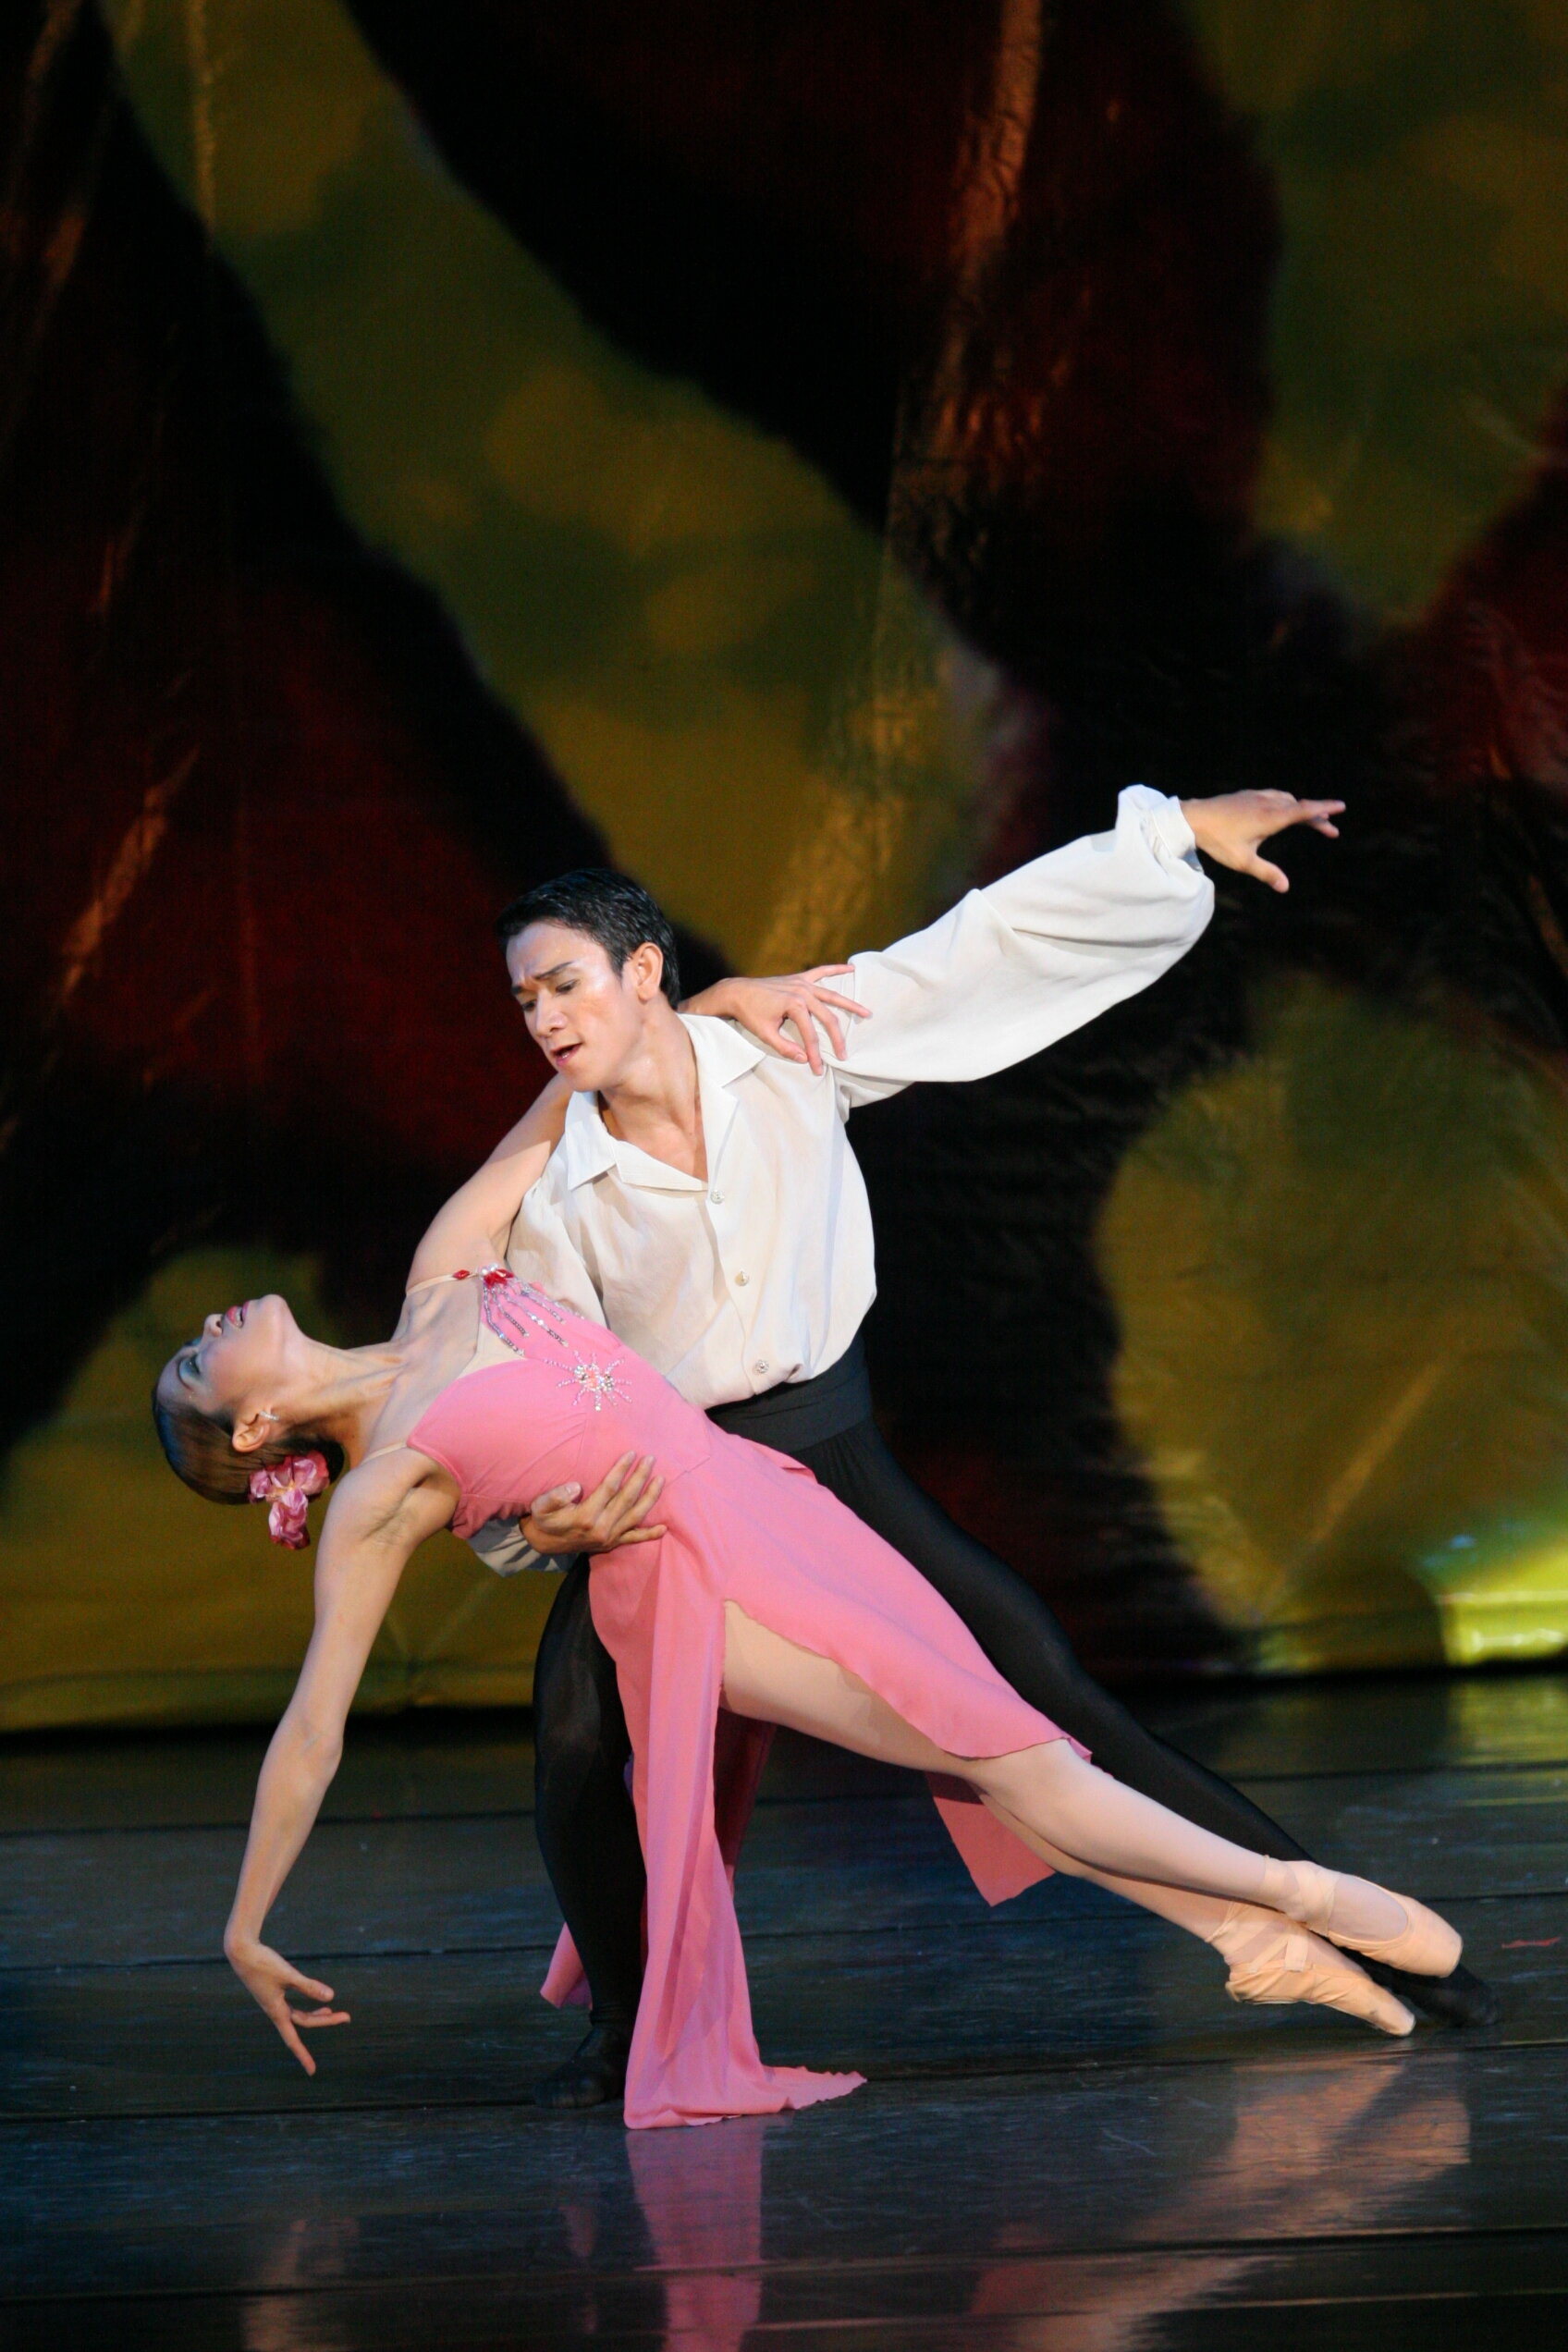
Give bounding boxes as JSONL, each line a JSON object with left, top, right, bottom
{"left": 704, "top": 1332, "right": 872, "bottom": 1450}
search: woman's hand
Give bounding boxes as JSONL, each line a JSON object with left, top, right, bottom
{"left": 1179, "top": 790, "right": 1344, "bottom": 892}
{"left": 684, "top": 967, "right": 872, "bottom": 1074}
{"left": 521, "top": 1452, "right": 667, "bottom": 1555}
{"left": 225, "top": 1934, "right": 350, "bottom": 2075}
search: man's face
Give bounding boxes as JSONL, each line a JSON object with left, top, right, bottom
{"left": 507, "top": 921, "right": 654, "bottom": 1091}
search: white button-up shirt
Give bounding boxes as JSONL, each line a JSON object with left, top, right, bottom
{"left": 473, "top": 788, "right": 1209, "bottom": 1569}
{"left": 503, "top": 784, "right": 1209, "bottom": 1413}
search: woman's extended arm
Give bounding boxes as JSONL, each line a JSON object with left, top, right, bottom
{"left": 223, "top": 1462, "right": 454, "bottom": 2071}
{"left": 406, "top": 1073, "right": 570, "bottom": 1290}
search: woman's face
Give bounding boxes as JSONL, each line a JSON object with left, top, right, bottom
{"left": 154, "top": 1293, "right": 300, "bottom": 1431}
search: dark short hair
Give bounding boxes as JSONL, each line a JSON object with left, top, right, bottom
{"left": 494, "top": 869, "right": 681, "bottom": 1008}
{"left": 152, "top": 1374, "right": 345, "bottom": 1506}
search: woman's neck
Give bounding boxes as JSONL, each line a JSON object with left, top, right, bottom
{"left": 288, "top": 1337, "right": 405, "bottom": 1467}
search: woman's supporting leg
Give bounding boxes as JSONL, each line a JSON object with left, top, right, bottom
{"left": 530, "top": 1557, "right": 648, "bottom": 2106}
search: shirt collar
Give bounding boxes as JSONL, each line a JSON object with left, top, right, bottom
{"left": 553, "top": 1017, "right": 766, "bottom": 1194}
{"left": 683, "top": 1014, "right": 765, "bottom": 1181}
{"left": 680, "top": 1011, "right": 767, "bottom": 1087}
{"left": 555, "top": 1092, "right": 619, "bottom": 1190}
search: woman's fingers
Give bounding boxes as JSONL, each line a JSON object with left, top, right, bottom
{"left": 797, "top": 968, "right": 871, "bottom": 1019}
{"left": 273, "top": 2009, "right": 317, "bottom": 2075}
{"left": 781, "top": 1002, "right": 827, "bottom": 1074}
{"left": 798, "top": 1002, "right": 838, "bottom": 1069}
{"left": 268, "top": 1996, "right": 349, "bottom": 2074}
{"left": 288, "top": 1972, "right": 337, "bottom": 2003}
{"left": 726, "top": 967, "right": 872, "bottom": 1075}
{"left": 789, "top": 976, "right": 870, "bottom": 1069}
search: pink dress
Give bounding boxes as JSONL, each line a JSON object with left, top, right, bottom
{"left": 407, "top": 1271, "right": 1077, "bottom": 2128}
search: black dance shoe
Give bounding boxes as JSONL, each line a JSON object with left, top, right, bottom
{"left": 1366, "top": 1957, "right": 1501, "bottom": 2028}
{"left": 531, "top": 2022, "right": 632, "bottom": 2109}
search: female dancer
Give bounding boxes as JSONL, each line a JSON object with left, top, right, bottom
{"left": 153, "top": 1100, "right": 1460, "bottom": 2128}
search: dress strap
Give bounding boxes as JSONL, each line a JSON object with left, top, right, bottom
{"left": 405, "top": 1262, "right": 510, "bottom": 1295}
{"left": 360, "top": 1440, "right": 411, "bottom": 1464}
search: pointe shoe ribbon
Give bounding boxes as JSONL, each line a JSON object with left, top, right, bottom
{"left": 1283, "top": 1861, "right": 1462, "bottom": 1979}
{"left": 1216, "top": 1908, "right": 1415, "bottom": 2038}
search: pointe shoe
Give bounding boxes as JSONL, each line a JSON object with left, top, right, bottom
{"left": 1280, "top": 1860, "right": 1463, "bottom": 1980}
{"left": 1212, "top": 1905, "right": 1415, "bottom": 2038}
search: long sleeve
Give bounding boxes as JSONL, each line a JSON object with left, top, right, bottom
{"left": 468, "top": 1515, "right": 557, "bottom": 1576}
{"left": 829, "top": 786, "right": 1213, "bottom": 1110}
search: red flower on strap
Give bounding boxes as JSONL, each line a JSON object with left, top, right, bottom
{"left": 248, "top": 1452, "right": 330, "bottom": 1549}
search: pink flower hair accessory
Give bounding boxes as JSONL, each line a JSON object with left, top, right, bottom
{"left": 248, "top": 1452, "right": 330, "bottom": 1549}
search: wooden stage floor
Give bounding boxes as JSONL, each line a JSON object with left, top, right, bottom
{"left": 8, "top": 1670, "right": 1568, "bottom": 2346}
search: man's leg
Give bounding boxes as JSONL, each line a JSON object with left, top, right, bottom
{"left": 793, "top": 1418, "right": 1496, "bottom": 2027}
{"left": 529, "top": 1555, "right": 647, "bottom": 2105}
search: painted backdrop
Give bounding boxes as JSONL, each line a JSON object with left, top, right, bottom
{"left": 8, "top": 0, "right": 1568, "bottom": 1726}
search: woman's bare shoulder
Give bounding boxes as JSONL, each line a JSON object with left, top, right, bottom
{"left": 402, "top": 1242, "right": 491, "bottom": 1297}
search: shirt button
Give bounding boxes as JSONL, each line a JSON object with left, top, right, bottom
{"left": 710, "top": 1191, "right": 724, "bottom": 1205}
{"left": 753, "top": 1361, "right": 769, "bottom": 1376}
{"left": 735, "top": 1271, "right": 749, "bottom": 1286}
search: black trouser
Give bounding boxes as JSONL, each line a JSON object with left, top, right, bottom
{"left": 532, "top": 1335, "right": 1313, "bottom": 2032}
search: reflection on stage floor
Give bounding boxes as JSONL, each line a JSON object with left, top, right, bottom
{"left": 6, "top": 1671, "right": 1568, "bottom": 2346}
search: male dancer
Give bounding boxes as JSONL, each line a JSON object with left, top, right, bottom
{"left": 486, "top": 785, "right": 1494, "bottom": 2103}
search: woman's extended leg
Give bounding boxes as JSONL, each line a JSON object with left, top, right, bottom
{"left": 719, "top": 1606, "right": 1451, "bottom": 2003}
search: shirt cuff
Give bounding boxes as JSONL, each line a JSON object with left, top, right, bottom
{"left": 467, "top": 1517, "right": 557, "bottom": 1576}
{"left": 1124, "top": 783, "right": 1200, "bottom": 876}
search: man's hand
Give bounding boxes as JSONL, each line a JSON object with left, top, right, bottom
{"left": 521, "top": 1452, "right": 667, "bottom": 1555}
{"left": 225, "top": 1935, "right": 350, "bottom": 2076}
{"left": 684, "top": 967, "right": 872, "bottom": 1075}
{"left": 1179, "top": 790, "right": 1344, "bottom": 893}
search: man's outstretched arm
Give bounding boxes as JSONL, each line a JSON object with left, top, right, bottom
{"left": 690, "top": 788, "right": 1341, "bottom": 1099}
